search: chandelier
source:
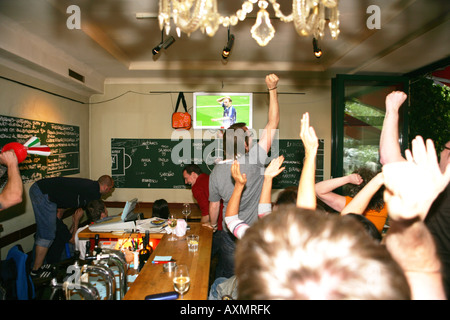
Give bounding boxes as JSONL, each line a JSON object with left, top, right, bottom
{"left": 158, "top": 0, "right": 340, "bottom": 46}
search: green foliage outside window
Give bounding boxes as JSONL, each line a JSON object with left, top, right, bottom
{"left": 409, "top": 77, "right": 450, "bottom": 154}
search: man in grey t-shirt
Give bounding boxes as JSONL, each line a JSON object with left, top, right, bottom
{"left": 208, "top": 74, "right": 280, "bottom": 278}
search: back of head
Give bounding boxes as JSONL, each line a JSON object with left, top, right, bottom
{"left": 86, "top": 199, "right": 106, "bottom": 223}
{"left": 346, "top": 167, "right": 384, "bottom": 211}
{"left": 223, "top": 122, "right": 249, "bottom": 159}
{"left": 346, "top": 167, "right": 377, "bottom": 196}
{"left": 152, "top": 199, "right": 170, "bottom": 219}
{"left": 98, "top": 175, "right": 114, "bottom": 187}
{"left": 274, "top": 187, "right": 298, "bottom": 207}
{"left": 235, "top": 205, "right": 410, "bottom": 300}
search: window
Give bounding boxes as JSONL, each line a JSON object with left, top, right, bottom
{"left": 331, "top": 75, "right": 409, "bottom": 179}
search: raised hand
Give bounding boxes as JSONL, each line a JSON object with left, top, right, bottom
{"left": 385, "top": 91, "right": 407, "bottom": 113}
{"left": 231, "top": 160, "right": 247, "bottom": 187}
{"left": 264, "top": 156, "right": 285, "bottom": 179}
{"left": 383, "top": 136, "right": 450, "bottom": 221}
{"left": 347, "top": 173, "right": 363, "bottom": 185}
{"left": 0, "top": 149, "right": 18, "bottom": 167}
{"left": 300, "top": 112, "right": 318, "bottom": 157}
{"left": 265, "top": 73, "right": 279, "bottom": 90}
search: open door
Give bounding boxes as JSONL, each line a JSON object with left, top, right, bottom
{"left": 331, "top": 74, "right": 409, "bottom": 179}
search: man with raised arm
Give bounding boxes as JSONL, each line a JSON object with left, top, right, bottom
{"left": 208, "top": 73, "right": 280, "bottom": 277}
{"left": 379, "top": 90, "right": 450, "bottom": 298}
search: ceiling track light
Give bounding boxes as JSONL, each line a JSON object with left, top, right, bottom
{"left": 222, "top": 27, "right": 235, "bottom": 60}
{"left": 152, "top": 30, "right": 176, "bottom": 55}
{"left": 313, "top": 37, "right": 322, "bottom": 58}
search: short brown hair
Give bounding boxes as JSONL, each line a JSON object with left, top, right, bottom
{"left": 223, "top": 123, "right": 250, "bottom": 159}
{"left": 98, "top": 175, "right": 114, "bottom": 187}
{"left": 235, "top": 206, "right": 410, "bottom": 300}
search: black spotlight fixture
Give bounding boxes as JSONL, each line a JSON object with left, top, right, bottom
{"left": 152, "top": 31, "right": 176, "bottom": 56}
{"left": 312, "top": 38, "right": 322, "bottom": 58}
{"left": 152, "top": 43, "right": 163, "bottom": 55}
{"left": 222, "top": 27, "right": 235, "bottom": 60}
{"left": 162, "top": 35, "right": 175, "bottom": 50}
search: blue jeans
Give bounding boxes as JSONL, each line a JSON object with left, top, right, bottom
{"left": 29, "top": 183, "right": 57, "bottom": 248}
{"left": 220, "top": 231, "right": 237, "bottom": 279}
{"left": 211, "top": 230, "right": 226, "bottom": 279}
{"left": 208, "top": 277, "right": 228, "bottom": 300}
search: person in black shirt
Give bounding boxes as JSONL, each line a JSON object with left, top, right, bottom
{"left": 425, "top": 141, "right": 450, "bottom": 298}
{"left": 29, "top": 175, "right": 114, "bottom": 277}
{"left": 46, "top": 208, "right": 83, "bottom": 264}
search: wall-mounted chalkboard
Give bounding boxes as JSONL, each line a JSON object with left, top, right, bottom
{"left": 0, "top": 115, "right": 80, "bottom": 185}
{"left": 269, "top": 139, "right": 324, "bottom": 189}
{"left": 111, "top": 138, "right": 323, "bottom": 189}
{"left": 111, "top": 138, "right": 219, "bottom": 189}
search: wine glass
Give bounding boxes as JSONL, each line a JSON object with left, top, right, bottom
{"left": 173, "top": 264, "right": 190, "bottom": 299}
{"left": 167, "top": 213, "right": 177, "bottom": 241}
{"left": 182, "top": 203, "right": 191, "bottom": 226}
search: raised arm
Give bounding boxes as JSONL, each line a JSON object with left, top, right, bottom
{"left": 0, "top": 150, "right": 23, "bottom": 211}
{"left": 379, "top": 91, "right": 408, "bottom": 165}
{"left": 341, "top": 172, "right": 384, "bottom": 215}
{"left": 260, "top": 156, "right": 285, "bottom": 205}
{"left": 226, "top": 161, "right": 247, "bottom": 218}
{"left": 258, "top": 155, "right": 286, "bottom": 218}
{"left": 258, "top": 74, "right": 280, "bottom": 153}
{"left": 315, "top": 173, "right": 363, "bottom": 212}
{"left": 383, "top": 136, "right": 450, "bottom": 300}
{"left": 297, "top": 112, "right": 319, "bottom": 210}
{"left": 224, "top": 161, "right": 249, "bottom": 239}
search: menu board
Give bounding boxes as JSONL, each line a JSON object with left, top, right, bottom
{"left": 111, "top": 138, "right": 324, "bottom": 189}
{"left": 0, "top": 115, "right": 80, "bottom": 185}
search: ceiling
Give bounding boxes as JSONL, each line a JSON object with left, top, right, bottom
{"left": 0, "top": 0, "right": 449, "bottom": 97}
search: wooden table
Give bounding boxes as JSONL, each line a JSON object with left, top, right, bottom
{"left": 123, "top": 222, "right": 213, "bottom": 300}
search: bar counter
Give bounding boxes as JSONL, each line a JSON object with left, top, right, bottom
{"left": 124, "top": 222, "right": 213, "bottom": 300}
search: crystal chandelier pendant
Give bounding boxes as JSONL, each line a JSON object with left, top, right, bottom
{"left": 157, "top": 0, "right": 341, "bottom": 47}
{"left": 251, "top": 8, "right": 275, "bottom": 46}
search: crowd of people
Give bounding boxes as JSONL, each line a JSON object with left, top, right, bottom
{"left": 0, "top": 73, "right": 449, "bottom": 300}
{"left": 202, "top": 77, "right": 450, "bottom": 300}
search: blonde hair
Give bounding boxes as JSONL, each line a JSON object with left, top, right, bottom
{"left": 235, "top": 206, "right": 410, "bottom": 300}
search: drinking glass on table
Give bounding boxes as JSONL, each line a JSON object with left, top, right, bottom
{"left": 173, "top": 264, "right": 190, "bottom": 299}
{"left": 182, "top": 203, "right": 191, "bottom": 226}
{"left": 167, "top": 213, "right": 177, "bottom": 241}
{"left": 187, "top": 234, "right": 199, "bottom": 252}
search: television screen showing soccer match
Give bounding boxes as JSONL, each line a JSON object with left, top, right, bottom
{"left": 193, "top": 92, "right": 253, "bottom": 129}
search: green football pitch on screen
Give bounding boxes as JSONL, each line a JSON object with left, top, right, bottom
{"left": 194, "top": 94, "right": 251, "bottom": 128}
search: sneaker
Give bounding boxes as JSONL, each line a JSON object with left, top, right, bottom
{"left": 30, "top": 265, "right": 53, "bottom": 280}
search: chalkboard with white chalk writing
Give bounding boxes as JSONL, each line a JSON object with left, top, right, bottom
{"left": 269, "top": 138, "right": 324, "bottom": 189}
{"left": 0, "top": 115, "right": 80, "bottom": 185}
{"left": 111, "top": 138, "right": 220, "bottom": 189}
{"left": 111, "top": 138, "right": 323, "bottom": 189}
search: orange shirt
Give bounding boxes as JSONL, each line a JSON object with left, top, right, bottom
{"left": 345, "top": 196, "right": 388, "bottom": 233}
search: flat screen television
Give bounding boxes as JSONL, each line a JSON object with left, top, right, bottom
{"left": 193, "top": 92, "right": 253, "bottom": 129}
